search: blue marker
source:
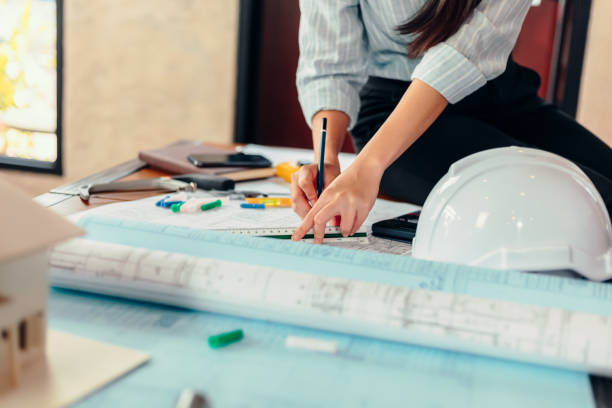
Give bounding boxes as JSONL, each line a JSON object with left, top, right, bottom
{"left": 162, "top": 200, "right": 185, "bottom": 208}
{"left": 155, "top": 195, "right": 171, "bottom": 207}
{"left": 240, "top": 203, "right": 266, "bottom": 209}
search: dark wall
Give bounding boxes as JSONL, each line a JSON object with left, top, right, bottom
{"left": 253, "top": 0, "right": 311, "bottom": 149}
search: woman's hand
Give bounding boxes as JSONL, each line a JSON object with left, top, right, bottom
{"left": 291, "top": 160, "right": 383, "bottom": 244}
{"left": 290, "top": 161, "right": 341, "bottom": 219}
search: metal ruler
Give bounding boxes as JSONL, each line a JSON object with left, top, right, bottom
{"left": 51, "top": 140, "right": 204, "bottom": 195}
{"left": 51, "top": 158, "right": 147, "bottom": 195}
{"left": 216, "top": 226, "right": 368, "bottom": 241}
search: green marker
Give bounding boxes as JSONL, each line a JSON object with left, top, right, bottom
{"left": 201, "top": 199, "right": 222, "bottom": 212}
{"left": 208, "top": 329, "right": 243, "bottom": 349}
{"left": 170, "top": 202, "right": 184, "bottom": 213}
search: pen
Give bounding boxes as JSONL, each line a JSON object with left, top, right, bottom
{"left": 317, "top": 117, "right": 327, "bottom": 197}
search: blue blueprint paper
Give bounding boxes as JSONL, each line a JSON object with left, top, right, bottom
{"left": 79, "top": 216, "right": 612, "bottom": 316}
{"left": 49, "top": 289, "right": 594, "bottom": 408}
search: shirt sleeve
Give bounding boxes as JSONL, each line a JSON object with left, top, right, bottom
{"left": 296, "top": 0, "right": 368, "bottom": 130}
{"left": 411, "top": 0, "right": 532, "bottom": 103}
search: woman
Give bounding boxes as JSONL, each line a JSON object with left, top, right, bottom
{"left": 291, "top": 0, "right": 612, "bottom": 243}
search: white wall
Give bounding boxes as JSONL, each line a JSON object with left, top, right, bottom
{"left": 577, "top": 0, "right": 612, "bottom": 147}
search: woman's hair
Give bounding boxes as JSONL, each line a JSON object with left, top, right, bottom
{"left": 397, "top": 0, "right": 483, "bottom": 58}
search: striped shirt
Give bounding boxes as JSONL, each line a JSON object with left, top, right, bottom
{"left": 296, "top": 0, "right": 533, "bottom": 129}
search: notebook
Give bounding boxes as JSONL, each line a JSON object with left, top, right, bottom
{"left": 138, "top": 143, "right": 275, "bottom": 181}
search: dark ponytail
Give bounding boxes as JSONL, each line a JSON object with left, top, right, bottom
{"left": 397, "top": 0, "right": 483, "bottom": 58}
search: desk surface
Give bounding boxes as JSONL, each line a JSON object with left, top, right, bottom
{"left": 39, "top": 152, "right": 612, "bottom": 407}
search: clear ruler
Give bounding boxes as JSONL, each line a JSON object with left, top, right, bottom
{"left": 217, "top": 226, "right": 368, "bottom": 242}
{"left": 64, "top": 216, "right": 612, "bottom": 376}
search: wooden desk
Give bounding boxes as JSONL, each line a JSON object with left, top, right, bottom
{"left": 37, "top": 153, "right": 612, "bottom": 407}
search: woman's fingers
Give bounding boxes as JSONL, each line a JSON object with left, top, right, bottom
{"left": 297, "top": 167, "right": 318, "bottom": 203}
{"left": 292, "top": 195, "right": 337, "bottom": 243}
{"left": 290, "top": 162, "right": 342, "bottom": 222}
{"left": 311, "top": 200, "right": 342, "bottom": 244}
{"left": 350, "top": 209, "right": 369, "bottom": 237}
{"left": 290, "top": 172, "right": 311, "bottom": 218}
{"left": 292, "top": 209, "right": 315, "bottom": 241}
{"left": 312, "top": 218, "right": 326, "bottom": 244}
{"left": 339, "top": 207, "right": 356, "bottom": 237}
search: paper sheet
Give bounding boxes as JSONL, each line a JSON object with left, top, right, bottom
{"left": 69, "top": 190, "right": 417, "bottom": 232}
{"left": 67, "top": 191, "right": 416, "bottom": 255}
{"left": 49, "top": 289, "right": 594, "bottom": 408}
{"left": 65, "top": 142, "right": 418, "bottom": 253}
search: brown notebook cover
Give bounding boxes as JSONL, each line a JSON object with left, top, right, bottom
{"left": 138, "top": 143, "right": 276, "bottom": 181}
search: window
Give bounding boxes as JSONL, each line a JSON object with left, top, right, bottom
{"left": 0, "top": 0, "right": 62, "bottom": 174}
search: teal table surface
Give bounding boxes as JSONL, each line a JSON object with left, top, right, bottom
{"left": 48, "top": 288, "right": 594, "bottom": 408}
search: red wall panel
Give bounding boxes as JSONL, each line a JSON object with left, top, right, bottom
{"left": 513, "top": 0, "right": 559, "bottom": 99}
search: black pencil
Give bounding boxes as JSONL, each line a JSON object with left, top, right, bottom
{"left": 317, "top": 117, "right": 327, "bottom": 197}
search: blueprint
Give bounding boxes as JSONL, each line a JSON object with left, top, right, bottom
{"left": 49, "top": 288, "right": 594, "bottom": 408}
{"left": 50, "top": 217, "right": 612, "bottom": 376}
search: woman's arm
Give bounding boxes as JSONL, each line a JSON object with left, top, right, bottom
{"left": 355, "top": 79, "right": 448, "bottom": 174}
{"left": 292, "top": 79, "right": 448, "bottom": 243}
{"left": 291, "top": 1, "right": 368, "bottom": 221}
{"left": 296, "top": 0, "right": 368, "bottom": 131}
{"left": 411, "top": 0, "right": 532, "bottom": 104}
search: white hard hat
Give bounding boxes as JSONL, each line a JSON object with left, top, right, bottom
{"left": 412, "top": 146, "right": 612, "bottom": 281}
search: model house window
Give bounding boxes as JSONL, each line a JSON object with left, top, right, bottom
{"left": 0, "top": 0, "right": 62, "bottom": 174}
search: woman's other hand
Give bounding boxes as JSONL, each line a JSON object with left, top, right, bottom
{"left": 290, "top": 161, "right": 341, "bottom": 219}
{"left": 292, "top": 161, "right": 382, "bottom": 244}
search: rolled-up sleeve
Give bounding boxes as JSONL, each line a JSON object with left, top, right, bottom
{"left": 411, "top": 0, "right": 532, "bottom": 103}
{"left": 296, "top": 0, "right": 368, "bottom": 130}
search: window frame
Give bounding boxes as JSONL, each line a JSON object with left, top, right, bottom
{"left": 0, "top": 0, "right": 63, "bottom": 175}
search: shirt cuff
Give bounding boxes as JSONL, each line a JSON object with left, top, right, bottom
{"left": 411, "top": 42, "right": 488, "bottom": 104}
{"left": 298, "top": 78, "right": 362, "bottom": 130}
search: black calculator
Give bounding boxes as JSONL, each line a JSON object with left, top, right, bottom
{"left": 371, "top": 211, "right": 420, "bottom": 243}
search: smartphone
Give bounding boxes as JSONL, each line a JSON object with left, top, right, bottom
{"left": 371, "top": 211, "right": 420, "bottom": 243}
{"left": 187, "top": 152, "right": 272, "bottom": 168}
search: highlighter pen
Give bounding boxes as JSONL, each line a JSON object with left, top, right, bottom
{"left": 200, "top": 199, "right": 222, "bottom": 211}
{"left": 316, "top": 117, "right": 327, "bottom": 198}
{"left": 245, "top": 197, "right": 292, "bottom": 206}
{"left": 241, "top": 203, "right": 266, "bottom": 209}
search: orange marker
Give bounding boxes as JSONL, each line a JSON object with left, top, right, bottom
{"left": 275, "top": 162, "right": 301, "bottom": 183}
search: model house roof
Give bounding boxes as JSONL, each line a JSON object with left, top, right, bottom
{"left": 0, "top": 179, "right": 83, "bottom": 263}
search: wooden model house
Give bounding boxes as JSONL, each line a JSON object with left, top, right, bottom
{"left": 0, "top": 179, "right": 82, "bottom": 391}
